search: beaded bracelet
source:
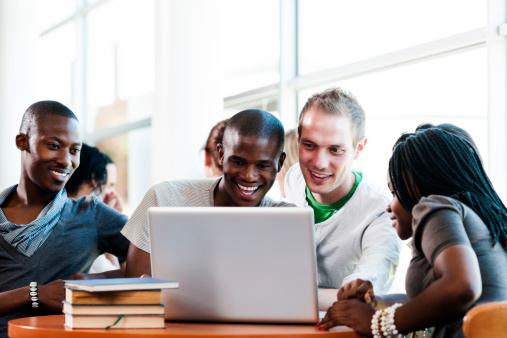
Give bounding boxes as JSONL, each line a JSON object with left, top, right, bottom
{"left": 29, "top": 282, "right": 39, "bottom": 309}
{"left": 381, "top": 303, "right": 403, "bottom": 337}
{"left": 371, "top": 309, "right": 384, "bottom": 338}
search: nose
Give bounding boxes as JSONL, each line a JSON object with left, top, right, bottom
{"left": 312, "top": 149, "right": 329, "bottom": 169}
{"left": 386, "top": 202, "right": 392, "bottom": 213}
{"left": 240, "top": 164, "right": 259, "bottom": 182}
{"left": 56, "top": 149, "right": 72, "bottom": 169}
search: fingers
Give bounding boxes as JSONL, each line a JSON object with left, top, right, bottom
{"left": 337, "top": 279, "right": 374, "bottom": 301}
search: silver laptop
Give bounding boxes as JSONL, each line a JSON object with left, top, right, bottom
{"left": 148, "top": 207, "right": 318, "bottom": 323}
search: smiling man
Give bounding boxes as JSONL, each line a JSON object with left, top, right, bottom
{"left": 284, "top": 88, "right": 401, "bottom": 310}
{"left": 0, "top": 101, "right": 129, "bottom": 337}
{"left": 123, "top": 109, "right": 292, "bottom": 278}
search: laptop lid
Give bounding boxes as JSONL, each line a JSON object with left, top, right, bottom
{"left": 148, "top": 207, "right": 318, "bottom": 323}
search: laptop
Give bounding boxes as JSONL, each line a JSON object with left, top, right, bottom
{"left": 148, "top": 207, "right": 319, "bottom": 324}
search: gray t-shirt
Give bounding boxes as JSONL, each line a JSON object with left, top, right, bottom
{"left": 121, "top": 177, "right": 294, "bottom": 253}
{"left": 406, "top": 195, "right": 507, "bottom": 338}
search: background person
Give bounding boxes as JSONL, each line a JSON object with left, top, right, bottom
{"left": 65, "top": 143, "right": 124, "bottom": 272}
{"left": 203, "top": 118, "right": 229, "bottom": 178}
{"left": 319, "top": 126, "right": 507, "bottom": 337}
{"left": 276, "top": 128, "right": 298, "bottom": 198}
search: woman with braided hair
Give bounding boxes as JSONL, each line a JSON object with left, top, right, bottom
{"left": 318, "top": 126, "right": 507, "bottom": 337}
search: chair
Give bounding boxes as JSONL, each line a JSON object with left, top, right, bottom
{"left": 462, "top": 301, "right": 507, "bottom": 337}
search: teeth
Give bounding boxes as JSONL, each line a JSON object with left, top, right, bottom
{"left": 237, "top": 184, "right": 258, "bottom": 192}
{"left": 312, "top": 172, "right": 329, "bottom": 178}
{"left": 51, "top": 170, "right": 67, "bottom": 177}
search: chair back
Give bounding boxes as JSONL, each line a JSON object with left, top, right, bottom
{"left": 463, "top": 301, "right": 507, "bottom": 337}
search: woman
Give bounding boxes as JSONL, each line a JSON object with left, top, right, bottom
{"left": 318, "top": 127, "right": 507, "bottom": 337}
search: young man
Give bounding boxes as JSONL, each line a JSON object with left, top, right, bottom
{"left": 123, "top": 109, "right": 291, "bottom": 278}
{"left": 284, "top": 88, "right": 401, "bottom": 309}
{"left": 0, "top": 101, "right": 129, "bottom": 337}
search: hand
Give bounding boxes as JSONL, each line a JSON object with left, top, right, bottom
{"left": 68, "top": 272, "right": 93, "bottom": 280}
{"left": 318, "top": 299, "right": 375, "bottom": 336}
{"left": 337, "top": 279, "right": 374, "bottom": 301}
{"left": 103, "top": 189, "right": 124, "bottom": 212}
{"left": 38, "top": 280, "right": 65, "bottom": 312}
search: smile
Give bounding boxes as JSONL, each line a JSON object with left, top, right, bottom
{"left": 237, "top": 183, "right": 259, "bottom": 196}
{"left": 51, "top": 170, "right": 68, "bottom": 178}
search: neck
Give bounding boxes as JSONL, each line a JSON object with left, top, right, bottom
{"left": 15, "top": 178, "right": 58, "bottom": 208}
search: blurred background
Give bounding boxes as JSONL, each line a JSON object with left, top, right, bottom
{"left": 0, "top": 0, "right": 505, "bottom": 217}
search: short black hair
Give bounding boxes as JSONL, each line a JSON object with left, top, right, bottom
{"left": 19, "top": 100, "right": 78, "bottom": 135}
{"left": 65, "top": 143, "right": 111, "bottom": 196}
{"left": 223, "top": 109, "right": 285, "bottom": 155}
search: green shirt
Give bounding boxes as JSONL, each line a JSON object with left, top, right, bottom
{"left": 305, "top": 171, "right": 363, "bottom": 223}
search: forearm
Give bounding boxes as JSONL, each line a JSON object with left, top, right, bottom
{"left": 0, "top": 287, "right": 31, "bottom": 316}
{"left": 375, "top": 293, "right": 408, "bottom": 310}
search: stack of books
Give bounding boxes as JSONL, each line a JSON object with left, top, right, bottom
{"left": 63, "top": 277, "right": 178, "bottom": 329}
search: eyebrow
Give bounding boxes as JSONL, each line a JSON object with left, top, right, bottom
{"left": 300, "top": 137, "right": 346, "bottom": 148}
{"left": 47, "top": 136, "right": 82, "bottom": 147}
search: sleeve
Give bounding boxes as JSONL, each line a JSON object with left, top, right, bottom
{"left": 93, "top": 199, "right": 130, "bottom": 261}
{"left": 341, "top": 211, "right": 402, "bottom": 295}
{"left": 120, "top": 186, "right": 163, "bottom": 253}
{"left": 412, "top": 197, "right": 470, "bottom": 265}
{"left": 284, "top": 163, "right": 306, "bottom": 207}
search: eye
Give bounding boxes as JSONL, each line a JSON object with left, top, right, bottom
{"left": 302, "top": 142, "right": 315, "bottom": 150}
{"left": 330, "top": 147, "right": 344, "bottom": 154}
{"left": 231, "top": 159, "right": 243, "bottom": 166}
{"left": 48, "top": 143, "right": 60, "bottom": 150}
{"left": 257, "top": 164, "right": 271, "bottom": 169}
{"left": 71, "top": 148, "right": 81, "bottom": 155}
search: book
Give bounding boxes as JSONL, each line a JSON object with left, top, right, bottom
{"left": 64, "top": 313, "right": 165, "bottom": 329}
{"left": 65, "top": 288, "right": 163, "bottom": 305}
{"left": 62, "top": 301, "right": 165, "bottom": 315}
{"left": 64, "top": 277, "right": 178, "bottom": 292}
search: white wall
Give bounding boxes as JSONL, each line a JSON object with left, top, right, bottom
{"left": 0, "top": 0, "right": 38, "bottom": 189}
{"left": 152, "top": 0, "right": 223, "bottom": 183}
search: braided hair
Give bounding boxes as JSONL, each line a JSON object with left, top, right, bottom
{"left": 389, "top": 127, "right": 507, "bottom": 248}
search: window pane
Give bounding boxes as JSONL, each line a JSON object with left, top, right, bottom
{"left": 35, "top": 0, "right": 76, "bottom": 33}
{"left": 35, "top": 23, "right": 76, "bottom": 116}
{"left": 221, "top": 0, "right": 280, "bottom": 96}
{"left": 298, "top": 48, "right": 488, "bottom": 189}
{"left": 298, "top": 0, "right": 486, "bottom": 75}
{"left": 86, "top": 0, "right": 155, "bottom": 133}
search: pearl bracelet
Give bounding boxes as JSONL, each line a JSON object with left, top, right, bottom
{"left": 29, "top": 282, "right": 39, "bottom": 309}
{"left": 371, "top": 303, "right": 404, "bottom": 338}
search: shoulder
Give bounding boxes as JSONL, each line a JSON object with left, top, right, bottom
{"left": 352, "top": 172, "right": 391, "bottom": 208}
{"left": 62, "top": 195, "right": 127, "bottom": 224}
{"left": 260, "top": 195, "right": 296, "bottom": 207}
{"left": 412, "top": 195, "right": 465, "bottom": 223}
{"left": 150, "top": 178, "right": 218, "bottom": 194}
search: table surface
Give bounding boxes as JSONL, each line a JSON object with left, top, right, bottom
{"left": 8, "top": 315, "right": 360, "bottom": 338}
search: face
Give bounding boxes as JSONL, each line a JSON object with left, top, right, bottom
{"left": 18, "top": 115, "right": 82, "bottom": 195}
{"left": 298, "top": 107, "right": 365, "bottom": 205}
{"left": 92, "top": 163, "right": 118, "bottom": 200}
{"left": 215, "top": 130, "right": 285, "bottom": 207}
{"left": 386, "top": 176, "right": 413, "bottom": 240}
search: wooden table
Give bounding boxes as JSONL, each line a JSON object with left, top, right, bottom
{"left": 8, "top": 315, "right": 360, "bottom": 338}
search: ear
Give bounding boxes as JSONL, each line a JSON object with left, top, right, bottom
{"left": 16, "top": 133, "right": 28, "bottom": 151}
{"left": 354, "top": 137, "right": 367, "bottom": 160}
{"left": 216, "top": 143, "right": 224, "bottom": 166}
{"left": 277, "top": 152, "right": 286, "bottom": 173}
